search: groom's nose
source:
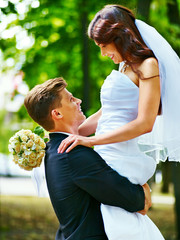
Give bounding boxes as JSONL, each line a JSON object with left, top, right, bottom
{"left": 75, "top": 97, "right": 82, "bottom": 104}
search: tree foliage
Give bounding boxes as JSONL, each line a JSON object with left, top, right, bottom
{"left": 0, "top": 0, "right": 180, "bottom": 125}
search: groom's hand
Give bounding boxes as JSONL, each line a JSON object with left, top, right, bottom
{"left": 138, "top": 183, "right": 152, "bottom": 215}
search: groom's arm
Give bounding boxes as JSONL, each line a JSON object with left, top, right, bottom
{"left": 68, "top": 146, "right": 146, "bottom": 213}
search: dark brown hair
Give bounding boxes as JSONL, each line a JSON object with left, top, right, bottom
{"left": 24, "top": 77, "right": 67, "bottom": 131}
{"left": 88, "top": 5, "right": 156, "bottom": 72}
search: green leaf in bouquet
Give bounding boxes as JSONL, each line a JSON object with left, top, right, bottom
{"left": 18, "top": 136, "right": 23, "bottom": 142}
{"left": 33, "top": 126, "right": 45, "bottom": 138}
{"left": 43, "top": 137, "right": 49, "bottom": 143}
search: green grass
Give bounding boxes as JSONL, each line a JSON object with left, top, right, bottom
{"left": 0, "top": 196, "right": 59, "bottom": 240}
{"left": 0, "top": 195, "right": 177, "bottom": 240}
{"left": 148, "top": 204, "right": 176, "bottom": 240}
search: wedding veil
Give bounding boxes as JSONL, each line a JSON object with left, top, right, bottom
{"left": 135, "top": 19, "right": 180, "bottom": 162}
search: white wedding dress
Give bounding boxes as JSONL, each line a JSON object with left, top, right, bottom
{"left": 94, "top": 67, "right": 165, "bottom": 240}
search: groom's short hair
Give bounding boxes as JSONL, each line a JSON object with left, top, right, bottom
{"left": 24, "top": 77, "right": 67, "bottom": 131}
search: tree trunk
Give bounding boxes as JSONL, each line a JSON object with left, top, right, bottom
{"left": 161, "top": 160, "right": 171, "bottom": 193}
{"left": 81, "top": 6, "right": 90, "bottom": 113}
{"left": 172, "top": 163, "right": 180, "bottom": 240}
{"left": 167, "top": 1, "right": 180, "bottom": 239}
{"left": 137, "top": 0, "right": 152, "bottom": 21}
{"left": 167, "top": 0, "right": 180, "bottom": 24}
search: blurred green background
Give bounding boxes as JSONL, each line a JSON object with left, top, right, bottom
{"left": 0, "top": 0, "right": 180, "bottom": 239}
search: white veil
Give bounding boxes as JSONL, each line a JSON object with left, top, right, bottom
{"left": 135, "top": 19, "right": 180, "bottom": 162}
{"left": 31, "top": 160, "right": 49, "bottom": 197}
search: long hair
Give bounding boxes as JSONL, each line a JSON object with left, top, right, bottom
{"left": 88, "top": 5, "right": 156, "bottom": 69}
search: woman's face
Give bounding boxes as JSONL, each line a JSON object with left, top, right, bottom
{"left": 95, "top": 41, "right": 123, "bottom": 64}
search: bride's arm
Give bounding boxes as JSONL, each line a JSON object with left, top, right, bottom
{"left": 78, "top": 108, "right": 102, "bottom": 136}
{"left": 58, "top": 58, "right": 160, "bottom": 153}
{"left": 89, "top": 58, "right": 160, "bottom": 145}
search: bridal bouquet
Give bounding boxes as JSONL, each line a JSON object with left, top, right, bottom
{"left": 8, "top": 126, "right": 48, "bottom": 171}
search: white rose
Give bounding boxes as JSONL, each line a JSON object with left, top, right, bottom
{"left": 24, "top": 149, "right": 32, "bottom": 156}
{"left": 29, "top": 152, "right": 37, "bottom": 159}
{"left": 26, "top": 140, "right": 34, "bottom": 148}
{"left": 36, "top": 157, "right": 42, "bottom": 166}
{"left": 14, "top": 144, "right": 21, "bottom": 153}
{"left": 38, "top": 150, "right": 45, "bottom": 159}
{"left": 18, "top": 158, "right": 24, "bottom": 165}
{"left": 39, "top": 140, "right": 46, "bottom": 149}
{"left": 20, "top": 143, "right": 26, "bottom": 151}
{"left": 21, "top": 134, "right": 28, "bottom": 142}
{"left": 23, "top": 165, "right": 33, "bottom": 171}
{"left": 29, "top": 133, "right": 35, "bottom": 141}
{"left": 23, "top": 130, "right": 32, "bottom": 136}
{"left": 22, "top": 152, "right": 30, "bottom": 159}
{"left": 34, "top": 135, "right": 41, "bottom": 144}
{"left": 31, "top": 144, "right": 36, "bottom": 151}
{"left": 35, "top": 145, "right": 41, "bottom": 151}
{"left": 28, "top": 158, "right": 37, "bottom": 167}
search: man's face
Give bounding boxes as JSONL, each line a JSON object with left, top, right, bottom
{"left": 57, "top": 88, "right": 86, "bottom": 126}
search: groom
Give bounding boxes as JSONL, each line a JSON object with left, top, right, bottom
{"left": 24, "top": 77, "right": 152, "bottom": 240}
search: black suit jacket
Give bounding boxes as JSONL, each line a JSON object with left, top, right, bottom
{"left": 45, "top": 133, "right": 145, "bottom": 240}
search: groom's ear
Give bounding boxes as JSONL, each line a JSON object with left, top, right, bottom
{"left": 51, "top": 109, "right": 63, "bottom": 120}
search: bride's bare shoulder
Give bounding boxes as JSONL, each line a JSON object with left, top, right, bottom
{"left": 139, "top": 57, "right": 159, "bottom": 79}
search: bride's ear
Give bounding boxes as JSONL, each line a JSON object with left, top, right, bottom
{"left": 51, "top": 109, "right": 63, "bottom": 120}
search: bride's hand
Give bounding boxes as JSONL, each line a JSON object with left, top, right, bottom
{"left": 58, "top": 135, "right": 93, "bottom": 153}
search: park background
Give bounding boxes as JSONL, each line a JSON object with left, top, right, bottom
{"left": 0, "top": 0, "right": 180, "bottom": 239}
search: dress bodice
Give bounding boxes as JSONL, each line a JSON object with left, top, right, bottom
{"left": 97, "top": 70, "right": 139, "bottom": 130}
{"left": 94, "top": 69, "right": 156, "bottom": 185}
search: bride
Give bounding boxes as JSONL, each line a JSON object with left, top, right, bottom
{"left": 58, "top": 4, "right": 180, "bottom": 240}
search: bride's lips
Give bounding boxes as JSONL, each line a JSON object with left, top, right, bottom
{"left": 109, "top": 54, "right": 114, "bottom": 60}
